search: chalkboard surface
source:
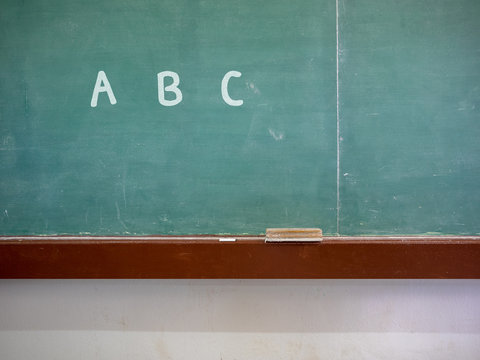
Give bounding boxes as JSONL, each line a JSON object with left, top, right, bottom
{"left": 0, "top": 0, "right": 478, "bottom": 236}
{"left": 339, "top": 0, "right": 480, "bottom": 235}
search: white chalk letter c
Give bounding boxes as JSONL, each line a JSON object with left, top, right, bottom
{"left": 222, "top": 71, "right": 243, "bottom": 106}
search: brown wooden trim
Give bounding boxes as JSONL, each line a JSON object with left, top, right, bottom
{"left": 1, "top": 236, "right": 479, "bottom": 278}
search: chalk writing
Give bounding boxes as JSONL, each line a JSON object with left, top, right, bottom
{"left": 90, "top": 70, "right": 243, "bottom": 107}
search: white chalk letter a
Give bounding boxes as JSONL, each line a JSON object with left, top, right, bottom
{"left": 222, "top": 71, "right": 243, "bottom": 106}
{"left": 90, "top": 71, "right": 117, "bottom": 107}
{"left": 158, "top": 71, "right": 183, "bottom": 106}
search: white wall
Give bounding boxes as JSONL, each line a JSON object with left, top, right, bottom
{"left": 1, "top": 279, "right": 479, "bottom": 359}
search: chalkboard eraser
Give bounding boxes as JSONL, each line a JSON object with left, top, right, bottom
{"left": 265, "top": 228, "right": 323, "bottom": 243}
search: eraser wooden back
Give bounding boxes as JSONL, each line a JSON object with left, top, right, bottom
{"left": 265, "top": 228, "right": 323, "bottom": 243}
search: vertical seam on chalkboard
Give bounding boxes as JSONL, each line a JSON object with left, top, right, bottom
{"left": 336, "top": 0, "right": 340, "bottom": 235}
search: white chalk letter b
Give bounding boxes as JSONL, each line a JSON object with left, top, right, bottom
{"left": 222, "top": 71, "right": 243, "bottom": 106}
{"left": 158, "top": 71, "right": 183, "bottom": 106}
{"left": 90, "top": 71, "right": 117, "bottom": 107}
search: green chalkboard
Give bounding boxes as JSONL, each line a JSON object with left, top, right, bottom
{"left": 0, "top": 0, "right": 479, "bottom": 236}
{"left": 0, "top": 0, "right": 337, "bottom": 235}
{"left": 339, "top": 0, "right": 480, "bottom": 235}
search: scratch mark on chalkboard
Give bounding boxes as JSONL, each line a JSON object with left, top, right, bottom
{"left": 115, "top": 201, "right": 128, "bottom": 230}
{"left": 122, "top": 170, "right": 127, "bottom": 209}
{"left": 248, "top": 81, "right": 261, "bottom": 95}
{"left": 268, "top": 128, "right": 284, "bottom": 141}
{"left": 24, "top": 84, "right": 28, "bottom": 118}
{"left": 457, "top": 100, "right": 470, "bottom": 111}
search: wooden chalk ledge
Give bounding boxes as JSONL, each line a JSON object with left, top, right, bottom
{"left": 1, "top": 235, "right": 480, "bottom": 279}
